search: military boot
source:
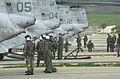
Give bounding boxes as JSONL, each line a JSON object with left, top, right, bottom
{"left": 25, "top": 70, "right": 31, "bottom": 75}
{"left": 52, "top": 68, "right": 57, "bottom": 72}
{"left": 25, "top": 70, "right": 28, "bottom": 73}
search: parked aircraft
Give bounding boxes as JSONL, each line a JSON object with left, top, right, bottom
{"left": 0, "top": 0, "right": 88, "bottom": 60}
{"left": 50, "top": 5, "right": 88, "bottom": 38}
{"left": 0, "top": 0, "right": 60, "bottom": 60}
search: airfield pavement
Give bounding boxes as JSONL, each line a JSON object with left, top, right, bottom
{"left": 0, "top": 67, "right": 120, "bottom": 79}
{"left": 0, "top": 52, "right": 120, "bottom": 79}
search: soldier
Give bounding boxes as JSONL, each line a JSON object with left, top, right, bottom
{"left": 44, "top": 36, "right": 57, "bottom": 73}
{"left": 109, "top": 35, "right": 115, "bottom": 52}
{"left": 83, "top": 34, "right": 88, "bottom": 48}
{"left": 87, "top": 40, "right": 95, "bottom": 52}
{"left": 117, "top": 34, "right": 120, "bottom": 57}
{"left": 76, "top": 33, "right": 83, "bottom": 52}
{"left": 107, "top": 34, "right": 111, "bottom": 52}
{"left": 23, "top": 35, "right": 35, "bottom": 75}
{"left": 36, "top": 36, "right": 44, "bottom": 67}
{"left": 57, "top": 33, "right": 64, "bottom": 60}
{"left": 50, "top": 36, "right": 57, "bottom": 59}
{"left": 64, "top": 38, "right": 70, "bottom": 53}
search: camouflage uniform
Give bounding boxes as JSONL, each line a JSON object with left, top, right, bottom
{"left": 87, "top": 40, "right": 94, "bottom": 52}
{"left": 44, "top": 39, "right": 57, "bottom": 73}
{"left": 77, "top": 36, "right": 83, "bottom": 52}
{"left": 58, "top": 36, "right": 64, "bottom": 60}
{"left": 36, "top": 40, "right": 44, "bottom": 67}
{"left": 24, "top": 40, "right": 35, "bottom": 75}
{"left": 117, "top": 34, "right": 120, "bottom": 57}
{"left": 83, "top": 35, "right": 88, "bottom": 48}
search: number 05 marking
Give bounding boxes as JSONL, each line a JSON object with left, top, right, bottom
{"left": 17, "top": 2, "right": 31, "bottom": 12}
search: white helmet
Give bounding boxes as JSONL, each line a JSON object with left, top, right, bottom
{"left": 39, "top": 36, "right": 43, "bottom": 40}
{"left": 46, "top": 36, "right": 50, "bottom": 39}
{"left": 26, "top": 37, "right": 31, "bottom": 41}
{"left": 43, "top": 34, "right": 46, "bottom": 38}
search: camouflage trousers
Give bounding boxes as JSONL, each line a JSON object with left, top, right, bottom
{"left": 26, "top": 57, "right": 34, "bottom": 74}
{"left": 88, "top": 48, "right": 93, "bottom": 52}
{"left": 110, "top": 44, "right": 114, "bottom": 52}
{"left": 58, "top": 45, "right": 63, "bottom": 60}
{"left": 44, "top": 50, "right": 57, "bottom": 72}
{"left": 52, "top": 49, "right": 56, "bottom": 59}
{"left": 107, "top": 44, "right": 110, "bottom": 52}
{"left": 37, "top": 52, "right": 44, "bottom": 67}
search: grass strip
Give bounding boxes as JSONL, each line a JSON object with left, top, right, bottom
{"left": 1, "top": 63, "right": 120, "bottom": 68}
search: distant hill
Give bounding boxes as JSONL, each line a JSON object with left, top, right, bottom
{"left": 56, "top": 0, "right": 120, "bottom": 14}
{"left": 56, "top": 0, "right": 120, "bottom": 28}
{"left": 56, "top": 0, "right": 120, "bottom": 2}
{"left": 87, "top": 14, "right": 120, "bottom": 28}
{"left": 85, "top": 6, "right": 120, "bottom": 14}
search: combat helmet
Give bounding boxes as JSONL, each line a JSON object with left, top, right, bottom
{"left": 25, "top": 35, "right": 31, "bottom": 39}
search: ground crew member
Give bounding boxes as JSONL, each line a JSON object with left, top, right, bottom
{"left": 117, "top": 34, "right": 120, "bottom": 57}
{"left": 83, "top": 34, "right": 88, "bottom": 48}
{"left": 44, "top": 36, "right": 57, "bottom": 73}
{"left": 57, "top": 33, "right": 64, "bottom": 60}
{"left": 109, "top": 35, "right": 115, "bottom": 52}
{"left": 36, "top": 36, "right": 44, "bottom": 67}
{"left": 64, "top": 38, "right": 70, "bottom": 53}
{"left": 107, "top": 34, "right": 111, "bottom": 52}
{"left": 76, "top": 33, "right": 83, "bottom": 52}
{"left": 23, "top": 35, "right": 35, "bottom": 75}
{"left": 87, "top": 40, "right": 95, "bottom": 52}
{"left": 50, "top": 36, "right": 57, "bottom": 59}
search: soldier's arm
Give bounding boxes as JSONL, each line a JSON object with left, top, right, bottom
{"left": 33, "top": 43, "right": 36, "bottom": 54}
{"left": 117, "top": 39, "right": 119, "bottom": 46}
{"left": 86, "top": 36, "right": 88, "bottom": 41}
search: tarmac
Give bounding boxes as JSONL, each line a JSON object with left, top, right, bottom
{"left": 0, "top": 67, "right": 120, "bottom": 79}
{"left": 0, "top": 33, "right": 120, "bottom": 79}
